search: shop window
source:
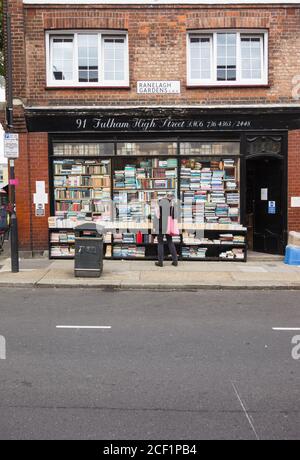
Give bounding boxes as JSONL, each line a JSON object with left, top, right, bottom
{"left": 187, "top": 31, "right": 268, "bottom": 86}
{"left": 46, "top": 31, "right": 129, "bottom": 87}
{"left": 49, "top": 140, "right": 245, "bottom": 262}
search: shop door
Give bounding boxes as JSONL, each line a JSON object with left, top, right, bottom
{"left": 246, "top": 157, "right": 284, "bottom": 254}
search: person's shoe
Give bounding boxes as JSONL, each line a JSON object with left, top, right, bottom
{"left": 172, "top": 261, "right": 178, "bottom": 266}
{"left": 155, "top": 262, "right": 163, "bottom": 267}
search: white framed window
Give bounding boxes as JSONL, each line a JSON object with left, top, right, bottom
{"left": 46, "top": 31, "right": 129, "bottom": 87}
{"left": 187, "top": 30, "right": 268, "bottom": 86}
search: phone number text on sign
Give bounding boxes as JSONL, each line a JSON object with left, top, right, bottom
{"left": 75, "top": 117, "right": 252, "bottom": 131}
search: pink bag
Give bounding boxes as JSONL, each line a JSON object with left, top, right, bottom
{"left": 166, "top": 216, "right": 179, "bottom": 236}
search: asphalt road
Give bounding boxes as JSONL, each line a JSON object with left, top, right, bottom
{"left": 0, "top": 288, "right": 299, "bottom": 440}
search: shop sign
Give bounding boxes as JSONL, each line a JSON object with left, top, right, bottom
{"left": 74, "top": 116, "right": 253, "bottom": 131}
{"left": 26, "top": 110, "right": 300, "bottom": 133}
{"left": 137, "top": 81, "right": 181, "bottom": 94}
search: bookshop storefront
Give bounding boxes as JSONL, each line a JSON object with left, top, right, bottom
{"left": 26, "top": 107, "right": 296, "bottom": 262}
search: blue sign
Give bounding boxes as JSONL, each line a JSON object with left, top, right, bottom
{"left": 268, "top": 201, "right": 276, "bottom": 214}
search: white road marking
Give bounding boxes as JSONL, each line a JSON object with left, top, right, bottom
{"left": 56, "top": 326, "right": 111, "bottom": 329}
{"left": 272, "top": 328, "right": 300, "bottom": 331}
{"left": 231, "top": 381, "right": 259, "bottom": 440}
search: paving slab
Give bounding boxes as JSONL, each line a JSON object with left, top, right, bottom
{"left": 139, "top": 270, "right": 233, "bottom": 283}
{"left": 0, "top": 269, "right": 45, "bottom": 286}
{"left": 231, "top": 272, "right": 300, "bottom": 281}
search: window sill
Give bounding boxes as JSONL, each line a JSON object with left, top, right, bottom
{"left": 186, "top": 84, "right": 270, "bottom": 89}
{"left": 45, "top": 85, "right": 131, "bottom": 90}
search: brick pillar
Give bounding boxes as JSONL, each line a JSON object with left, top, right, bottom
{"left": 14, "top": 133, "right": 32, "bottom": 251}
{"left": 288, "top": 130, "right": 300, "bottom": 232}
{"left": 29, "top": 132, "right": 50, "bottom": 252}
{"left": 15, "top": 132, "right": 49, "bottom": 253}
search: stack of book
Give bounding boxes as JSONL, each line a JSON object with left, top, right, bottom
{"left": 114, "top": 171, "right": 125, "bottom": 188}
{"left": 50, "top": 246, "right": 75, "bottom": 257}
{"left": 182, "top": 247, "right": 208, "bottom": 259}
{"left": 200, "top": 170, "right": 212, "bottom": 191}
{"left": 227, "top": 193, "right": 240, "bottom": 205}
{"left": 219, "top": 248, "right": 245, "bottom": 260}
{"left": 124, "top": 166, "right": 136, "bottom": 188}
{"left": 113, "top": 245, "right": 146, "bottom": 258}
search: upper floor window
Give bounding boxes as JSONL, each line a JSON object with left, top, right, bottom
{"left": 187, "top": 30, "right": 268, "bottom": 86}
{"left": 46, "top": 31, "right": 129, "bottom": 87}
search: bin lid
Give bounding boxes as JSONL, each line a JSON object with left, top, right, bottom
{"left": 75, "top": 222, "right": 105, "bottom": 234}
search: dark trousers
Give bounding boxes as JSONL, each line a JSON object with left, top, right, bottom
{"left": 157, "top": 234, "right": 178, "bottom": 263}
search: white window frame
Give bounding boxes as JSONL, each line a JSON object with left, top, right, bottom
{"left": 46, "top": 30, "right": 129, "bottom": 87}
{"left": 187, "top": 30, "right": 268, "bottom": 87}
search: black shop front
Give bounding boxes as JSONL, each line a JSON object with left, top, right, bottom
{"left": 25, "top": 107, "right": 300, "bottom": 261}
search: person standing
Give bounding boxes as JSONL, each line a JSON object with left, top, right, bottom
{"left": 153, "top": 193, "right": 179, "bottom": 267}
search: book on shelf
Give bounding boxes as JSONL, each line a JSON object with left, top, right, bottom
{"left": 182, "top": 247, "right": 208, "bottom": 259}
{"left": 50, "top": 246, "right": 75, "bottom": 257}
{"left": 180, "top": 158, "right": 240, "bottom": 226}
{"left": 113, "top": 158, "right": 177, "bottom": 224}
{"left": 113, "top": 245, "right": 146, "bottom": 258}
{"left": 219, "top": 248, "right": 245, "bottom": 260}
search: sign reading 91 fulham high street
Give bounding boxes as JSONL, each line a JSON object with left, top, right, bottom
{"left": 137, "top": 81, "right": 181, "bottom": 94}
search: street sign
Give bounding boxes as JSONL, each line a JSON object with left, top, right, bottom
{"left": 137, "top": 81, "right": 181, "bottom": 94}
{"left": 4, "top": 133, "right": 19, "bottom": 159}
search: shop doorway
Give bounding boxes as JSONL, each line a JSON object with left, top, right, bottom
{"left": 246, "top": 156, "right": 285, "bottom": 255}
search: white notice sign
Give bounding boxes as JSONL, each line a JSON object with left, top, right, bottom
{"left": 137, "top": 81, "right": 180, "bottom": 94}
{"left": 291, "top": 197, "right": 300, "bottom": 208}
{"left": 261, "top": 188, "right": 268, "bottom": 201}
{"left": 4, "top": 133, "right": 19, "bottom": 159}
{"left": 33, "top": 181, "right": 48, "bottom": 218}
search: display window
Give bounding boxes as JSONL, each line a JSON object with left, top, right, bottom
{"left": 49, "top": 140, "right": 247, "bottom": 261}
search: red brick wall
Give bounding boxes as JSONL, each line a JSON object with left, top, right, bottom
{"left": 288, "top": 130, "right": 300, "bottom": 233}
{"left": 4, "top": 1, "right": 300, "bottom": 251}
{"left": 4, "top": 2, "right": 300, "bottom": 110}
{"left": 15, "top": 133, "right": 32, "bottom": 250}
{"left": 15, "top": 132, "right": 49, "bottom": 251}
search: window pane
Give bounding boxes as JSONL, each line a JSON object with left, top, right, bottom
{"left": 78, "top": 34, "right": 99, "bottom": 83}
{"left": 103, "top": 36, "right": 126, "bottom": 81}
{"left": 217, "top": 68, "right": 226, "bottom": 81}
{"left": 51, "top": 36, "right": 74, "bottom": 81}
{"left": 217, "top": 34, "right": 236, "bottom": 82}
{"left": 180, "top": 142, "right": 240, "bottom": 156}
{"left": 241, "top": 35, "right": 263, "bottom": 80}
{"left": 189, "top": 36, "right": 212, "bottom": 80}
{"left": 117, "top": 142, "right": 177, "bottom": 156}
{"left": 53, "top": 142, "right": 114, "bottom": 156}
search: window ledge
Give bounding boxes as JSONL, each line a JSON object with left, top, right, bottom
{"left": 46, "top": 85, "right": 131, "bottom": 90}
{"left": 186, "top": 84, "right": 270, "bottom": 89}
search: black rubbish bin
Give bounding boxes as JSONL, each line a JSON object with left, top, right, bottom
{"left": 74, "top": 222, "right": 104, "bottom": 278}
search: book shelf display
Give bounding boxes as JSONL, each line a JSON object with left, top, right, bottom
{"left": 112, "top": 157, "right": 179, "bottom": 259}
{"left": 180, "top": 156, "right": 245, "bottom": 260}
{"left": 48, "top": 140, "right": 246, "bottom": 262}
{"left": 50, "top": 158, "right": 112, "bottom": 259}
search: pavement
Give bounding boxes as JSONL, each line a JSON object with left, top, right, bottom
{"left": 0, "top": 248, "right": 300, "bottom": 289}
{"left": 0, "top": 288, "right": 300, "bottom": 439}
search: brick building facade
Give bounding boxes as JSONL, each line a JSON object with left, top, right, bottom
{"left": 2, "top": 0, "right": 300, "bottom": 259}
